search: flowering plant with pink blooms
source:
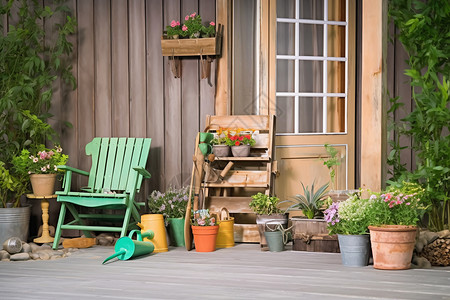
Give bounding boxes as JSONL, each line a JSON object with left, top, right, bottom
{"left": 164, "top": 12, "right": 216, "bottom": 39}
{"left": 366, "top": 182, "right": 427, "bottom": 227}
{"left": 12, "top": 145, "right": 68, "bottom": 175}
{"left": 191, "top": 209, "right": 216, "bottom": 226}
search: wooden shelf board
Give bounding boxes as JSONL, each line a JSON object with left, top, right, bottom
{"left": 214, "top": 156, "right": 270, "bottom": 161}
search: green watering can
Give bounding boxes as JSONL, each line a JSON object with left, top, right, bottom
{"left": 198, "top": 132, "right": 214, "bottom": 156}
{"left": 102, "top": 230, "right": 155, "bottom": 264}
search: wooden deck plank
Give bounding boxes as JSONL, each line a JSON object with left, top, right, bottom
{"left": 0, "top": 244, "right": 449, "bottom": 299}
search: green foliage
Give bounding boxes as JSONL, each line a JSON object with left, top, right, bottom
{"left": 249, "top": 193, "right": 282, "bottom": 215}
{"left": 0, "top": 0, "right": 76, "bottom": 165}
{"left": 288, "top": 181, "right": 329, "bottom": 219}
{"left": 388, "top": 0, "right": 450, "bottom": 230}
{"left": 148, "top": 186, "right": 191, "bottom": 224}
{"left": 0, "top": 161, "right": 28, "bottom": 208}
{"left": 0, "top": 0, "right": 76, "bottom": 207}
{"left": 321, "top": 144, "right": 341, "bottom": 190}
{"left": 164, "top": 12, "right": 215, "bottom": 39}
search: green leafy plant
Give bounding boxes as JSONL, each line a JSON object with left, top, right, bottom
{"left": 12, "top": 145, "right": 68, "bottom": 175}
{"left": 249, "top": 193, "right": 282, "bottom": 215}
{"left": 321, "top": 144, "right": 341, "bottom": 190}
{"left": 288, "top": 181, "right": 329, "bottom": 219}
{"left": 148, "top": 186, "right": 191, "bottom": 224}
{"left": 0, "top": 161, "right": 28, "bottom": 208}
{"left": 324, "top": 191, "right": 371, "bottom": 235}
{"left": 388, "top": 0, "right": 450, "bottom": 231}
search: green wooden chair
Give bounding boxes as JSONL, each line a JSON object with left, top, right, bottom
{"left": 52, "top": 137, "right": 152, "bottom": 249}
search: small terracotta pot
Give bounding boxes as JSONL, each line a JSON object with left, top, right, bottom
{"left": 369, "top": 225, "right": 418, "bottom": 270}
{"left": 29, "top": 174, "right": 57, "bottom": 197}
{"left": 192, "top": 225, "right": 219, "bottom": 252}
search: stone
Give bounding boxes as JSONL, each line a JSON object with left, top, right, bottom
{"left": 423, "top": 231, "right": 439, "bottom": 244}
{"left": 10, "top": 253, "right": 30, "bottom": 261}
{"left": 20, "top": 243, "right": 32, "bottom": 253}
{"left": 40, "top": 243, "right": 52, "bottom": 250}
{"left": 0, "top": 250, "right": 10, "bottom": 260}
{"left": 30, "top": 253, "right": 40, "bottom": 260}
{"left": 38, "top": 252, "right": 50, "bottom": 260}
{"left": 412, "top": 255, "right": 432, "bottom": 269}
{"left": 29, "top": 242, "right": 41, "bottom": 253}
{"left": 437, "top": 230, "right": 450, "bottom": 239}
{"left": 97, "top": 234, "right": 115, "bottom": 246}
{"left": 1, "top": 258, "right": 10, "bottom": 262}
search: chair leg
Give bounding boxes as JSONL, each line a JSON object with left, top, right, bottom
{"left": 65, "top": 203, "right": 93, "bottom": 238}
{"left": 121, "top": 206, "right": 133, "bottom": 237}
{"left": 53, "top": 203, "right": 67, "bottom": 250}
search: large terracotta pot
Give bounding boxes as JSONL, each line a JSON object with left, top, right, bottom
{"left": 369, "top": 225, "right": 417, "bottom": 270}
{"left": 29, "top": 174, "right": 57, "bottom": 197}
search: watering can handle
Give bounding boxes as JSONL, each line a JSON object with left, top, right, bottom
{"left": 128, "top": 229, "right": 154, "bottom": 241}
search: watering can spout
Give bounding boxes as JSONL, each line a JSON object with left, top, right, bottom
{"left": 102, "top": 249, "right": 126, "bottom": 264}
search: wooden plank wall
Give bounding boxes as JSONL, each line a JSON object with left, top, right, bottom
{"left": 386, "top": 21, "right": 415, "bottom": 178}
{"left": 41, "top": 0, "right": 217, "bottom": 201}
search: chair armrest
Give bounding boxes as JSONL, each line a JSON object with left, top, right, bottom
{"left": 57, "top": 165, "right": 89, "bottom": 176}
{"left": 133, "top": 166, "right": 151, "bottom": 179}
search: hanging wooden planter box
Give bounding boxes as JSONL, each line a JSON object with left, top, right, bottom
{"left": 161, "top": 36, "right": 222, "bottom": 57}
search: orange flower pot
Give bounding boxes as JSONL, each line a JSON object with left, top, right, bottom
{"left": 369, "top": 225, "right": 418, "bottom": 270}
{"left": 192, "top": 225, "right": 219, "bottom": 252}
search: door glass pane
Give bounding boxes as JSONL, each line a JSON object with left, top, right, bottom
{"left": 299, "top": 60, "right": 323, "bottom": 93}
{"left": 298, "top": 97, "right": 323, "bottom": 133}
{"left": 327, "top": 25, "right": 345, "bottom": 57}
{"left": 276, "top": 97, "right": 295, "bottom": 133}
{"left": 233, "top": 0, "right": 257, "bottom": 115}
{"left": 299, "top": 0, "right": 324, "bottom": 20}
{"left": 277, "top": 59, "right": 295, "bottom": 92}
{"left": 327, "top": 97, "right": 346, "bottom": 133}
{"left": 328, "top": 0, "right": 346, "bottom": 21}
{"left": 277, "top": 22, "right": 295, "bottom": 56}
{"left": 327, "top": 61, "right": 345, "bottom": 93}
{"left": 298, "top": 24, "right": 323, "bottom": 56}
{"left": 277, "top": 0, "right": 296, "bottom": 19}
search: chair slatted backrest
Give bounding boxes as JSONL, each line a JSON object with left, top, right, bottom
{"left": 85, "top": 137, "right": 151, "bottom": 193}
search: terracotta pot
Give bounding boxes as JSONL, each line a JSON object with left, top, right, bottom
{"left": 29, "top": 174, "right": 57, "bottom": 197}
{"left": 369, "top": 225, "right": 418, "bottom": 270}
{"left": 231, "top": 145, "right": 250, "bottom": 157}
{"left": 192, "top": 225, "right": 219, "bottom": 252}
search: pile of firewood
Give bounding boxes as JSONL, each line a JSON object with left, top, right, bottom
{"left": 416, "top": 230, "right": 450, "bottom": 267}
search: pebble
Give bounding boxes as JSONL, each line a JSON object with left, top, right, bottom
{"left": 38, "top": 252, "right": 50, "bottom": 260}
{"left": 0, "top": 250, "right": 10, "bottom": 260}
{"left": 29, "top": 242, "right": 41, "bottom": 253}
{"left": 96, "top": 233, "right": 115, "bottom": 246}
{"left": 1, "top": 258, "right": 10, "bottom": 262}
{"left": 29, "top": 253, "right": 40, "bottom": 260}
{"left": 20, "top": 243, "right": 32, "bottom": 253}
{"left": 10, "top": 253, "right": 30, "bottom": 261}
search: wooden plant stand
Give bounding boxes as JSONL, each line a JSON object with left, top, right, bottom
{"left": 27, "top": 194, "right": 56, "bottom": 244}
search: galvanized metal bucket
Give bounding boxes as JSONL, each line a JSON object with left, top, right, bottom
{"left": 0, "top": 205, "right": 31, "bottom": 244}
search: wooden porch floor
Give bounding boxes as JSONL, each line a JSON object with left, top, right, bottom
{"left": 1, "top": 243, "right": 450, "bottom": 300}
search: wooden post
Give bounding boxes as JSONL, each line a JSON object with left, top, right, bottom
{"left": 360, "top": 0, "right": 388, "bottom": 192}
{"left": 215, "top": 0, "right": 231, "bottom": 116}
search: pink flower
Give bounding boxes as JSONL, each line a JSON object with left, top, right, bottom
{"left": 185, "top": 15, "right": 189, "bottom": 21}
{"left": 396, "top": 200, "right": 402, "bottom": 205}
{"left": 190, "top": 13, "right": 196, "bottom": 18}
{"left": 182, "top": 25, "right": 188, "bottom": 31}
{"left": 41, "top": 166, "right": 47, "bottom": 172}
{"left": 39, "top": 151, "right": 47, "bottom": 160}
{"left": 406, "top": 202, "right": 411, "bottom": 205}
{"left": 176, "top": 21, "right": 180, "bottom": 26}
{"left": 33, "top": 157, "right": 39, "bottom": 163}
{"left": 170, "top": 20, "right": 177, "bottom": 27}
{"left": 210, "top": 21, "right": 215, "bottom": 26}
{"left": 197, "top": 219, "right": 205, "bottom": 226}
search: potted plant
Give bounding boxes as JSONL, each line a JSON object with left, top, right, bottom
{"left": 249, "top": 192, "right": 287, "bottom": 249}
{"left": 367, "top": 182, "right": 427, "bottom": 270}
{"left": 191, "top": 209, "right": 219, "bottom": 252}
{"left": 287, "top": 181, "right": 339, "bottom": 252}
{"left": 226, "top": 131, "right": 256, "bottom": 157}
{"left": 148, "top": 186, "right": 191, "bottom": 247}
{"left": 211, "top": 128, "right": 230, "bottom": 157}
{"left": 324, "top": 191, "right": 371, "bottom": 267}
{"left": 12, "top": 145, "right": 68, "bottom": 197}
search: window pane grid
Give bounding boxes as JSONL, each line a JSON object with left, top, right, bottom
{"left": 276, "top": 0, "right": 348, "bottom": 135}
